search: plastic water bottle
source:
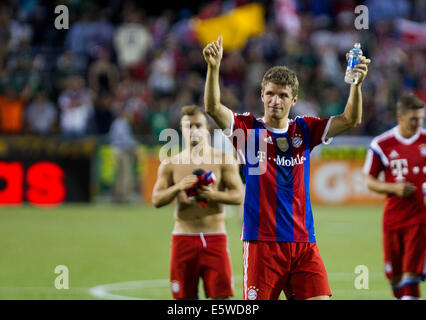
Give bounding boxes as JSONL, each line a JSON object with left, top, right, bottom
{"left": 344, "top": 43, "right": 363, "bottom": 85}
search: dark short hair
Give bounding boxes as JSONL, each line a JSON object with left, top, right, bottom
{"left": 261, "top": 66, "right": 299, "bottom": 97}
{"left": 397, "top": 93, "right": 424, "bottom": 114}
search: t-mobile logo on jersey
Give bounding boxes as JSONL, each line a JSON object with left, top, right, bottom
{"left": 256, "top": 151, "right": 306, "bottom": 167}
{"left": 390, "top": 159, "right": 409, "bottom": 181}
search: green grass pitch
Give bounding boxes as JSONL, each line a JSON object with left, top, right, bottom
{"left": 0, "top": 203, "right": 424, "bottom": 300}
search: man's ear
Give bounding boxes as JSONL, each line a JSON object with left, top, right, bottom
{"left": 292, "top": 95, "right": 298, "bottom": 107}
{"left": 396, "top": 111, "right": 402, "bottom": 122}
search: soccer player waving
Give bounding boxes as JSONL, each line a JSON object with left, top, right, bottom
{"left": 203, "top": 36, "right": 371, "bottom": 300}
{"left": 363, "top": 93, "right": 425, "bottom": 300}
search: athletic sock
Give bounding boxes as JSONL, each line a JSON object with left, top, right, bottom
{"left": 400, "top": 275, "right": 421, "bottom": 300}
{"left": 401, "top": 284, "right": 420, "bottom": 300}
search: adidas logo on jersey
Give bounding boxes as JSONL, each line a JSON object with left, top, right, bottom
{"left": 389, "top": 150, "right": 400, "bottom": 159}
{"left": 264, "top": 136, "right": 273, "bottom": 144}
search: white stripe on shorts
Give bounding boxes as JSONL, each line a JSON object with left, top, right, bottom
{"left": 243, "top": 241, "right": 249, "bottom": 299}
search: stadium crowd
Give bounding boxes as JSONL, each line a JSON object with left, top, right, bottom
{"left": 0, "top": 0, "right": 424, "bottom": 143}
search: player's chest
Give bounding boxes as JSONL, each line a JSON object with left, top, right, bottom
{"left": 384, "top": 142, "right": 426, "bottom": 181}
{"left": 247, "top": 130, "right": 307, "bottom": 167}
{"left": 172, "top": 165, "right": 222, "bottom": 184}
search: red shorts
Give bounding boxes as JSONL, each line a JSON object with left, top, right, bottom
{"left": 170, "top": 233, "right": 233, "bottom": 299}
{"left": 242, "top": 241, "right": 331, "bottom": 300}
{"left": 383, "top": 223, "right": 426, "bottom": 279}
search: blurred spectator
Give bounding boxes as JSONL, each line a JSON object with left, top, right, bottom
{"left": 151, "top": 10, "right": 174, "bottom": 47}
{"left": 245, "top": 42, "right": 267, "bottom": 90}
{"left": 7, "top": 12, "right": 33, "bottom": 53}
{"left": 25, "top": 90, "right": 57, "bottom": 135}
{"left": 113, "top": 10, "right": 153, "bottom": 68}
{"left": 147, "top": 49, "right": 176, "bottom": 97}
{"left": 319, "top": 85, "right": 345, "bottom": 117}
{"left": 147, "top": 98, "right": 170, "bottom": 138}
{"left": 88, "top": 49, "right": 120, "bottom": 97}
{"left": 291, "top": 93, "right": 321, "bottom": 117}
{"left": 93, "top": 93, "right": 114, "bottom": 135}
{"left": 85, "top": 8, "right": 115, "bottom": 60}
{"left": 113, "top": 70, "right": 150, "bottom": 134}
{"left": 221, "top": 50, "right": 246, "bottom": 88}
{"left": 58, "top": 75, "right": 94, "bottom": 137}
{"left": 7, "top": 40, "right": 40, "bottom": 95}
{"left": 365, "top": 0, "right": 411, "bottom": 24}
{"left": 65, "top": 10, "right": 91, "bottom": 55}
{"left": 109, "top": 107, "right": 138, "bottom": 203}
{"left": 0, "top": 85, "right": 25, "bottom": 133}
{"left": 55, "top": 50, "right": 88, "bottom": 90}
{"left": 168, "top": 88, "right": 194, "bottom": 130}
{"left": 0, "top": 7, "right": 10, "bottom": 69}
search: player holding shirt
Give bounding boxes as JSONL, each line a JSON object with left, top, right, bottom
{"left": 363, "top": 93, "right": 425, "bottom": 300}
{"left": 152, "top": 105, "right": 243, "bottom": 299}
{"left": 203, "top": 36, "right": 370, "bottom": 300}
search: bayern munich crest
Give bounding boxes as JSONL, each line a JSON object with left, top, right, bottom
{"left": 171, "top": 281, "right": 180, "bottom": 293}
{"left": 247, "top": 286, "right": 259, "bottom": 300}
{"left": 292, "top": 133, "right": 303, "bottom": 148}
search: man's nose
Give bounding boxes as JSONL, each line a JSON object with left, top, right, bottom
{"left": 270, "top": 95, "right": 279, "bottom": 105}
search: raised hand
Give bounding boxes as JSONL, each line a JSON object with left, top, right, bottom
{"left": 202, "top": 36, "right": 223, "bottom": 69}
{"left": 346, "top": 54, "right": 371, "bottom": 85}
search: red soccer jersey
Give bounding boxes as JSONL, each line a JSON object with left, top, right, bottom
{"left": 363, "top": 127, "right": 426, "bottom": 231}
{"left": 224, "top": 111, "right": 333, "bottom": 242}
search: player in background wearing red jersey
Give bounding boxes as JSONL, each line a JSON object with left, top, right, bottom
{"left": 203, "top": 36, "right": 370, "bottom": 300}
{"left": 363, "top": 93, "right": 425, "bottom": 300}
{"left": 152, "top": 105, "right": 243, "bottom": 299}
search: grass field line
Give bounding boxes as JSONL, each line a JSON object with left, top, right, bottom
{"left": 88, "top": 272, "right": 386, "bottom": 300}
{"left": 0, "top": 286, "right": 88, "bottom": 292}
{"left": 0, "top": 272, "right": 386, "bottom": 299}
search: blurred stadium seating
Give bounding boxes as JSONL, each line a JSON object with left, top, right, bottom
{"left": 0, "top": 0, "right": 424, "bottom": 204}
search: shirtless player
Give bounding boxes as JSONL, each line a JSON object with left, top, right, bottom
{"left": 152, "top": 105, "right": 243, "bottom": 299}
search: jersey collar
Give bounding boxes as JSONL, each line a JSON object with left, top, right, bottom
{"left": 258, "top": 117, "right": 289, "bottom": 134}
{"left": 394, "top": 126, "right": 421, "bottom": 145}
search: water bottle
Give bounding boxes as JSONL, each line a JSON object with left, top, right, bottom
{"left": 344, "top": 43, "right": 363, "bottom": 85}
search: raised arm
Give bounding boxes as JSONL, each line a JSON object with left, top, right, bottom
{"left": 152, "top": 162, "right": 198, "bottom": 208}
{"left": 203, "top": 36, "right": 233, "bottom": 130}
{"left": 326, "top": 56, "right": 371, "bottom": 138}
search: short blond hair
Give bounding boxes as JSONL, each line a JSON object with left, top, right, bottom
{"left": 180, "top": 105, "right": 204, "bottom": 117}
{"left": 261, "top": 66, "right": 299, "bottom": 97}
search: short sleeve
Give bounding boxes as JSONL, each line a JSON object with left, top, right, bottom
{"left": 222, "top": 110, "right": 254, "bottom": 137}
{"left": 363, "top": 148, "right": 385, "bottom": 178}
{"left": 222, "top": 111, "right": 255, "bottom": 164}
{"left": 302, "top": 116, "right": 334, "bottom": 150}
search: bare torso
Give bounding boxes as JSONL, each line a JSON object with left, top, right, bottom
{"left": 171, "top": 150, "right": 226, "bottom": 233}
